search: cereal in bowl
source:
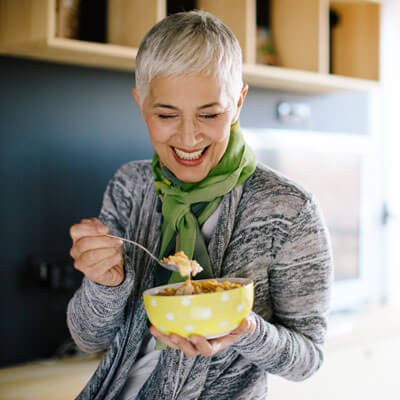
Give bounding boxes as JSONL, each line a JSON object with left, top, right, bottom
{"left": 156, "top": 279, "right": 242, "bottom": 296}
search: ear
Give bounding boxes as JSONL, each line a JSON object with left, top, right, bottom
{"left": 232, "top": 84, "right": 248, "bottom": 124}
{"left": 132, "top": 86, "right": 142, "bottom": 110}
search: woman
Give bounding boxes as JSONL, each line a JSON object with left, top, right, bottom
{"left": 67, "top": 11, "right": 333, "bottom": 400}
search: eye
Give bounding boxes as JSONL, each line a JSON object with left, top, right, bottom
{"left": 199, "top": 113, "right": 220, "bottom": 119}
{"left": 158, "top": 114, "right": 177, "bottom": 119}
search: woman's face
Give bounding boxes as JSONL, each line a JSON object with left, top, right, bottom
{"left": 133, "top": 73, "right": 247, "bottom": 183}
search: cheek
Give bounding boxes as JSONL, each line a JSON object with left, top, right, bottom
{"left": 207, "top": 119, "right": 232, "bottom": 144}
{"left": 145, "top": 117, "right": 173, "bottom": 144}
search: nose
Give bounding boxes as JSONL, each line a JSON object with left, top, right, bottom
{"left": 180, "top": 117, "right": 200, "bottom": 148}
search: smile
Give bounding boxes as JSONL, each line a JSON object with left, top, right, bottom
{"left": 173, "top": 146, "right": 208, "bottom": 161}
{"left": 171, "top": 145, "right": 210, "bottom": 167}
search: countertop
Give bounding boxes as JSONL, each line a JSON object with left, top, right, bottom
{"left": 0, "top": 354, "right": 101, "bottom": 400}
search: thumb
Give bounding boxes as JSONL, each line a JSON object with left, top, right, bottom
{"left": 231, "top": 315, "right": 256, "bottom": 336}
{"left": 92, "top": 218, "right": 109, "bottom": 234}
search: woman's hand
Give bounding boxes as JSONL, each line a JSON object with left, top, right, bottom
{"left": 149, "top": 314, "right": 256, "bottom": 357}
{"left": 69, "top": 217, "right": 124, "bottom": 287}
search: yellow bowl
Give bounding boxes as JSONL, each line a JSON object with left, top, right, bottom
{"left": 143, "top": 278, "right": 254, "bottom": 338}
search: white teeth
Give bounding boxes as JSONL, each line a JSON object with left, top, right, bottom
{"left": 174, "top": 147, "right": 204, "bottom": 160}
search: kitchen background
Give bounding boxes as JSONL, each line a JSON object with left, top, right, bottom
{"left": 0, "top": 55, "right": 370, "bottom": 367}
{"left": 1, "top": 0, "right": 400, "bottom": 399}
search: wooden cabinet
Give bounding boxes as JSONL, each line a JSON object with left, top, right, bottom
{"left": 330, "top": 1, "right": 380, "bottom": 80}
{"left": 0, "top": 0, "right": 382, "bottom": 93}
{"left": 270, "top": 0, "right": 330, "bottom": 74}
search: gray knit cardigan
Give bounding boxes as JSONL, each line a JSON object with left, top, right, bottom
{"left": 67, "top": 160, "right": 333, "bottom": 400}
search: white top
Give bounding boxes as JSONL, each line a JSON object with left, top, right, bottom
{"left": 119, "top": 204, "right": 222, "bottom": 399}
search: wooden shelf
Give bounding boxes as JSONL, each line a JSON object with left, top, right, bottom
{"left": 331, "top": 0, "right": 382, "bottom": 3}
{"left": 0, "top": 37, "right": 378, "bottom": 93}
{"left": 0, "top": 0, "right": 382, "bottom": 93}
{"left": 0, "top": 37, "right": 137, "bottom": 71}
{"left": 243, "top": 63, "right": 379, "bottom": 93}
{"left": 45, "top": 37, "right": 136, "bottom": 70}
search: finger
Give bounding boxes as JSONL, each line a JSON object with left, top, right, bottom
{"left": 188, "top": 335, "right": 214, "bottom": 357}
{"left": 150, "top": 328, "right": 199, "bottom": 357}
{"left": 149, "top": 327, "right": 180, "bottom": 350}
{"left": 206, "top": 316, "right": 257, "bottom": 352}
{"left": 71, "top": 235, "right": 122, "bottom": 259}
{"left": 70, "top": 221, "right": 109, "bottom": 243}
{"left": 189, "top": 321, "right": 253, "bottom": 357}
{"left": 230, "top": 316, "right": 256, "bottom": 337}
{"left": 169, "top": 334, "right": 200, "bottom": 357}
{"left": 206, "top": 335, "right": 234, "bottom": 354}
{"left": 101, "top": 264, "right": 124, "bottom": 287}
{"left": 74, "top": 247, "right": 122, "bottom": 274}
{"left": 80, "top": 218, "right": 98, "bottom": 224}
{"left": 84, "top": 252, "right": 123, "bottom": 285}
{"left": 86, "top": 218, "right": 107, "bottom": 230}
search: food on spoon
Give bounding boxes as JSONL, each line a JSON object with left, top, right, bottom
{"left": 156, "top": 279, "right": 242, "bottom": 296}
{"left": 162, "top": 251, "right": 203, "bottom": 277}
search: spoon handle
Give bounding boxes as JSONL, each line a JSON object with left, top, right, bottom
{"left": 106, "top": 234, "right": 161, "bottom": 264}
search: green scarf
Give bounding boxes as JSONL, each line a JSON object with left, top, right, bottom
{"left": 152, "top": 121, "right": 256, "bottom": 284}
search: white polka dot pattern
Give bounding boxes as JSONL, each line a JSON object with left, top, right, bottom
{"left": 181, "top": 298, "right": 191, "bottom": 306}
{"left": 221, "top": 293, "right": 229, "bottom": 302}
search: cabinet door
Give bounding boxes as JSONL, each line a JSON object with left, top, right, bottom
{"left": 0, "top": 0, "right": 53, "bottom": 46}
{"left": 270, "top": 0, "right": 330, "bottom": 73}
{"left": 198, "top": 0, "right": 257, "bottom": 64}
{"left": 107, "top": 0, "right": 166, "bottom": 47}
{"left": 330, "top": 2, "right": 380, "bottom": 80}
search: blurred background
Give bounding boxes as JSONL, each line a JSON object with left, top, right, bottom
{"left": 0, "top": 0, "right": 399, "bottom": 399}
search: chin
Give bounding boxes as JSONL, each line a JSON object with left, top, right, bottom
{"left": 174, "top": 169, "right": 208, "bottom": 183}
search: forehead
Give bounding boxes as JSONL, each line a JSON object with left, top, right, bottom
{"left": 146, "top": 73, "right": 231, "bottom": 107}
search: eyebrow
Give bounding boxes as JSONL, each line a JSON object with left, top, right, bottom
{"left": 153, "top": 102, "right": 221, "bottom": 110}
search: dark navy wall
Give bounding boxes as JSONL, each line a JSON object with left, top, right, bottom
{"left": 0, "top": 56, "right": 153, "bottom": 367}
{"left": 0, "top": 55, "right": 368, "bottom": 367}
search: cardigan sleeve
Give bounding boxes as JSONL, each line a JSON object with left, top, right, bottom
{"left": 67, "top": 165, "right": 141, "bottom": 353}
{"left": 231, "top": 196, "right": 333, "bottom": 381}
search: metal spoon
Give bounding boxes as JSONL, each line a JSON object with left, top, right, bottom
{"left": 106, "top": 234, "right": 180, "bottom": 273}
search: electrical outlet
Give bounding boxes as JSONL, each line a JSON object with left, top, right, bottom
{"left": 27, "top": 256, "right": 82, "bottom": 291}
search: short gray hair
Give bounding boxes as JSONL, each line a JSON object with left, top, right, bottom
{"left": 135, "top": 10, "right": 243, "bottom": 105}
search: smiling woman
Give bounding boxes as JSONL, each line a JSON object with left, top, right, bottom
{"left": 66, "top": 10, "right": 333, "bottom": 400}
